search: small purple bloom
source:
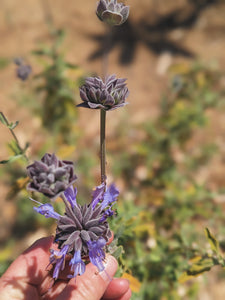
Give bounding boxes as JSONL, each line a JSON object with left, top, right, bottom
{"left": 96, "top": 0, "right": 129, "bottom": 26}
{"left": 87, "top": 238, "right": 106, "bottom": 272}
{"left": 100, "top": 208, "right": 115, "bottom": 223}
{"left": 50, "top": 244, "right": 69, "bottom": 279}
{"left": 64, "top": 185, "right": 78, "bottom": 209}
{"left": 77, "top": 75, "right": 129, "bottom": 111}
{"left": 69, "top": 250, "right": 86, "bottom": 278}
{"left": 17, "top": 64, "right": 32, "bottom": 81}
{"left": 33, "top": 203, "right": 61, "bottom": 220}
{"left": 14, "top": 57, "right": 32, "bottom": 81}
{"left": 101, "top": 184, "right": 119, "bottom": 209}
{"left": 91, "top": 183, "right": 105, "bottom": 209}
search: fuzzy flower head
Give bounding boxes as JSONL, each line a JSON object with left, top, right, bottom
{"left": 96, "top": 0, "right": 129, "bottom": 26}
{"left": 32, "top": 183, "right": 119, "bottom": 279}
{"left": 77, "top": 75, "right": 129, "bottom": 111}
{"left": 27, "top": 153, "right": 77, "bottom": 199}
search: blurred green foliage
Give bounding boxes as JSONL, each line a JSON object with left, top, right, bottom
{"left": 16, "top": 28, "right": 83, "bottom": 145}
{"left": 1, "top": 46, "right": 225, "bottom": 300}
{"left": 31, "top": 29, "right": 79, "bottom": 144}
{"left": 108, "top": 62, "right": 225, "bottom": 299}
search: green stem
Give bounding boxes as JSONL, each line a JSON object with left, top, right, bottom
{"left": 0, "top": 112, "right": 29, "bottom": 162}
{"left": 100, "top": 109, "right": 106, "bottom": 185}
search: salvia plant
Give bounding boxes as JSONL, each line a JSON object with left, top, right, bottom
{"left": 26, "top": 0, "right": 129, "bottom": 283}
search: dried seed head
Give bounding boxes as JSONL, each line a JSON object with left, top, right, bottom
{"left": 96, "top": 0, "right": 129, "bottom": 26}
{"left": 27, "top": 153, "right": 77, "bottom": 199}
{"left": 77, "top": 75, "right": 129, "bottom": 111}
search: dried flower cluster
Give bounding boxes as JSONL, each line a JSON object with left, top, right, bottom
{"left": 96, "top": 0, "right": 129, "bottom": 26}
{"left": 27, "top": 153, "right": 77, "bottom": 199}
{"left": 78, "top": 75, "right": 129, "bottom": 111}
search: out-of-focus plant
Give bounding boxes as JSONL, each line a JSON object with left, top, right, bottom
{"left": 31, "top": 28, "right": 80, "bottom": 144}
{"left": 108, "top": 62, "right": 225, "bottom": 299}
{"left": 0, "top": 112, "right": 29, "bottom": 164}
{"left": 0, "top": 28, "right": 89, "bottom": 276}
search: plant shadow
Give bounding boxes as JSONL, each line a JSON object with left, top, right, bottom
{"left": 88, "top": 0, "right": 222, "bottom": 65}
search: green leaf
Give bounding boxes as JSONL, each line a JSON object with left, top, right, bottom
{"left": 205, "top": 227, "right": 219, "bottom": 254}
{"left": 0, "top": 154, "right": 23, "bottom": 164}
{"left": 107, "top": 239, "right": 124, "bottom": 260}
{"left": 8, "top": 140, "right": 21, "bottom": 155}
{"left": 8, "top": 121, "right": 19, "bottom": 130}
{"left": 187, "top": 257, "right": 214, "bottom": 276}
{"left": 0, "top": 113, "right": 7, "bottom": 125}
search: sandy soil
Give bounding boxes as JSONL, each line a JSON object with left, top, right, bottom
{"left": 0, "top": 0, "right": 225, "bottom": 298}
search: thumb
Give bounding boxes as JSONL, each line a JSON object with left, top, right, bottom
{"left": 56, "top": 255, "right": 118, "bottom": 300}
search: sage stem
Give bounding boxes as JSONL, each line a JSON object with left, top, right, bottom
{"left": 100, "top": 109, "right": 106, "bottom": 185}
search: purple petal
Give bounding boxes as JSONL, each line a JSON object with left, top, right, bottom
{"left": 33, "top": 203, "right": 61, "bottom": 220}
{"left": 69, "top": 250, "right": 86, "bottom": 278}
{"left": 87, "top": 238, "right": 106, "bottom": 272}
{"left": 101, "top": 184, "right": 119, "bottom": 209}
{"left": 64, "top": 186, "right": 77, "bottom": 208}
{"left": 50, "top": 244, "right": 69, "bottom": 279}
{"left": 91, "top": 183, "right": 105, "bottom": 209}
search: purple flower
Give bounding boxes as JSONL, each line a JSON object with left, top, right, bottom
{"left": 91, "top": 183, "right": 105, "bottom": 209}
{"left": 32, "top": 183, "right": 119, "bottom": 279}
{"left": 33, "top": 203, "right": 61, "bottom": 220}
{"left": 17, "top": 64, "right": 32, "bottom": 81}
{"left": 100, "top": 208, "right": 115, "bottom": 223}
{"left": 96, "top": 0, "right": 129, "bottom": 26}
{"left": 69, "top": 250, "right": 86, "bottom": 278}
{"left": 101, "top": 184, "right": 119, "bottom": 209}
{"left": 14, "top": 57, "right": 32, "bottom": 81}
{"left": 27, "top": 153, "right": 77, "bottom": 199}
{"left": 64, "top": 186, "right": 78, "bottom": 209}
{"left": 87, "top": 238, "right": 106, "bottom": 272}
{"left": 49, "top": 245, "right": 69, "bottom": 279}
{"left": 77, "top": 75, "right": 129, "bottom": 111}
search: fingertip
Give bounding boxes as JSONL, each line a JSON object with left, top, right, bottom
{"left": 116, "top": 288, "right": 132, "bottom": 300}
{"left": 103, "top": 278, "right": 130, "bottom": 299}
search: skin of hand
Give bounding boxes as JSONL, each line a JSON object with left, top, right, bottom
{"left": 0, "top": 236, "right": 131, "bottom": 300}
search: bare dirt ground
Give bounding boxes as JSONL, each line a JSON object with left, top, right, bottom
{"left": 0, "top": 0, "right": 225, "bottom": 298}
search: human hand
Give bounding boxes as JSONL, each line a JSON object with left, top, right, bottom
{"left": 0, "top": 236, "right": 131, "bottom": 300}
